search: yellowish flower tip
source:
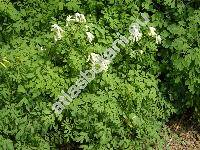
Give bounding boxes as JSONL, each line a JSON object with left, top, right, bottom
{"left": 2, "top": 57, "right": 10, "bottom": 63}
{"left": 140, "top": 50, "right": 144, "bottom": 54}
{"left": 0, "top": 62, "right": 7, "bottom": 68}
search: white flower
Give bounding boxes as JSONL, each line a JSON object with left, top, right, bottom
{"left": 40, "top": 47, "right": 46, "bottom": 51}
{"left": 88, "top": 53, "right": 111, "bottom": 71}
{"left": 156, "top": 35, "right": 162, "bottom": 44}
{"left": 86, "top": 32, "right": 94, "bottom": 43}
{"left": 148, "top": 27, "right": 162, "bottom": 44}
{"left": 66, "top": 15, "right": 75, "bottom": 26}
{"left": 66, "top": 15, "right": 72, "bottom": 22}
{"left": 74, "top": 13, "right": 80, "bottom": 22}
{"left": 51, "top": 24, "right": 64, "bottom": 42}
{"left": 129, "top": 23, "right": 142, "bottom": 42}
{"left": 66, "top": 13, "right": 86, "bottom": 26}
{"left": 139, "top": 50, "right": 144, "bottom": 54}
{"left": 149, "top": 27, "right": 157, "bottom": 37}
{"left": 75, "top": 13, "right": 86, "bottom": 23}
{"left": 100, "top": 59, "right": 111, "bottom": 71}
{"left": 79, "top": 14, "right": 86, "bottom": 23}
{"left": 89, "top": 53, "right": 102, "bottom": 64}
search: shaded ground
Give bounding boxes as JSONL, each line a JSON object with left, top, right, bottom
{"left": 165, "top": 109, "right": 200, "bottom": 150}
{"left": 57, "top": 142, "right": 81, "bottom": 150}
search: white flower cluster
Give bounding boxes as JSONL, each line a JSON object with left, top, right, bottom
{"left": 51, "top": 24, "right": 64, "bottom": 42}
{"left": 129, "top": 23, "right": 143, "bottom": 42}
{"left": 128, "top": 15, "right": 162, "bottom": 45}
{"left": 66, "top": 13, "right": 86, "bottom": 25}
{"left": 86, "top": 32, "right": 94, "bottom": 43}
{"left": 51, "top": 13, "right": 95, "bottom": 43}
{"left": 128, "top": 24, "right": 162, "bottom": 44}
{"left": 66, "top": 13, "right": 95, "bottom": 43}
{"left": 148, "top": 27, "right": 162, "bottom": 44}
{"left": 87, "top": 53, "right": 111, "bottom": 71}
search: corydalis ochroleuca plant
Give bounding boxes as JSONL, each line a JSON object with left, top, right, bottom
{"left": 52, "top": 33, "right": 128, "bottom": 114}
{"left": 52, "top": 13, "right": 162, "bottom": 115}
{"left": 66, "top": 13, "right": 95, "bottom": 43}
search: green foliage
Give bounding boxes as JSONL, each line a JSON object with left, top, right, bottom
{"left": 0, "top": 0, "right": 199, "bottom": 149}
{"left": 156, "top": 2, "right": 200, "bottom": 119}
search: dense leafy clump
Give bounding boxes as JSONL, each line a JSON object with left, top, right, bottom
{"left": 0, "top": 0, "right": 199, "bottom": 149}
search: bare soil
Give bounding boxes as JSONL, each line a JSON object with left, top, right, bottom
{"left": 166, "top": 109, "right": 200, "bottom": 150}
